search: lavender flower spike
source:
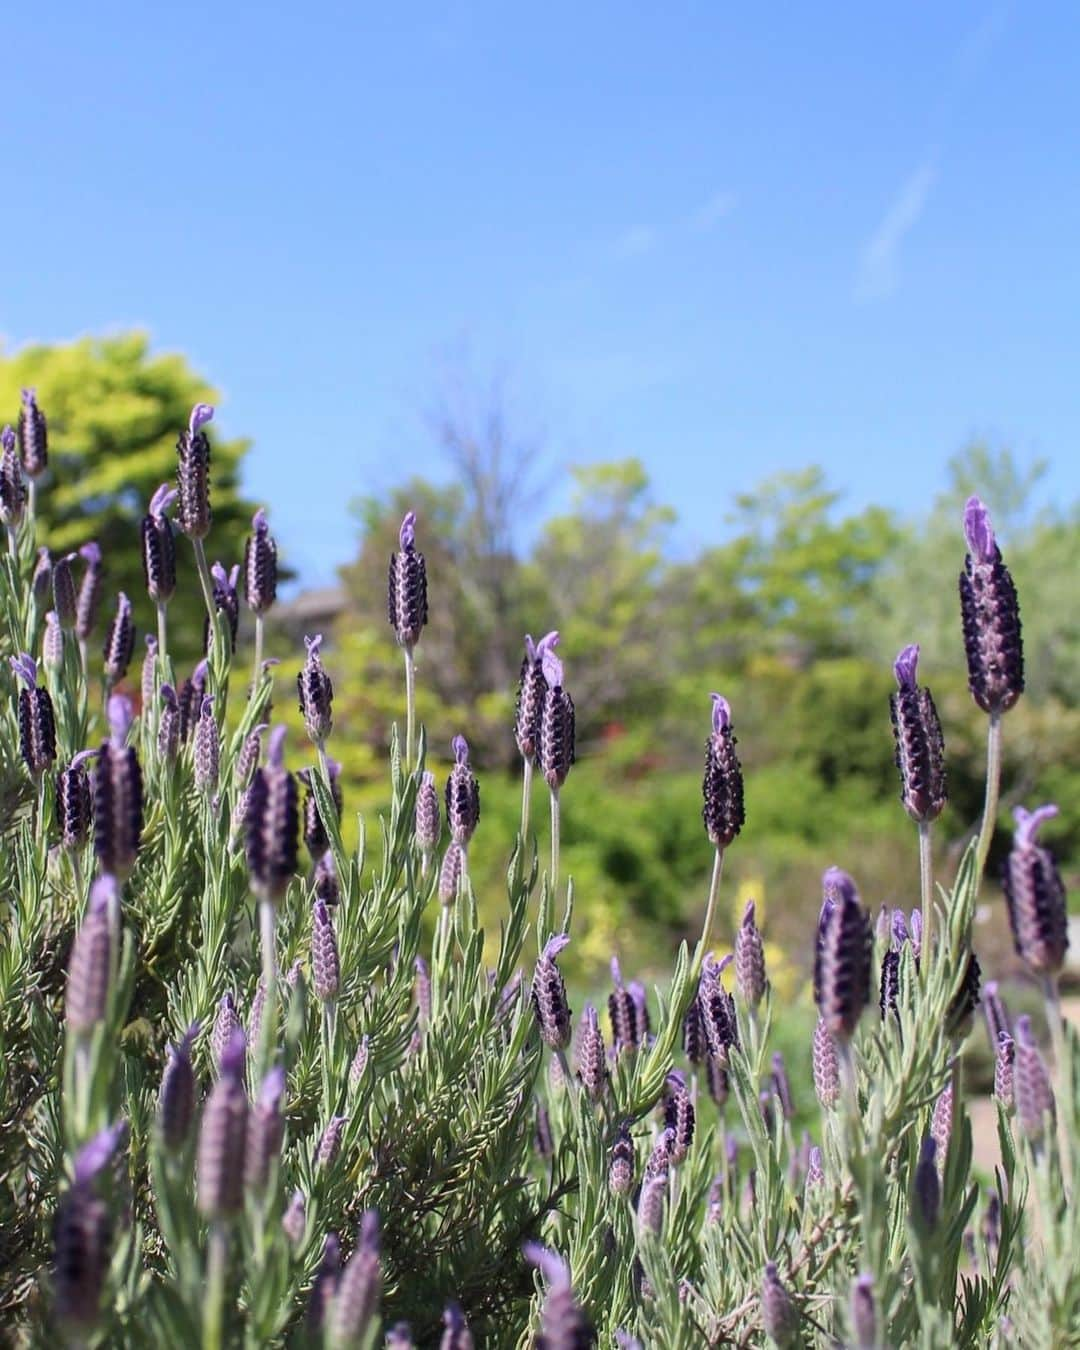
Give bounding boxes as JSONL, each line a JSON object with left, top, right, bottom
{"left": 329, "top": 1211, "right": 382, "bottom": 1344}
{"left": 197, "top": 1028, "right": 248, "bottom": 1217}
{"left": 445, "top": 735, "right": 480, "bottom": 845}
{"left": 246, "top": 1065, "right": 287, "bottom": 1193}
{"left": 959, "top": 495, "right": 1024, "bottom": 715}
{"left": 244, "top": 507, "right": 278, "bottom": 614}
{"left": 388, "top": 509, "right": 428, "bottom": 647}
{"left": 12, "top": 653, "right": 57, "bottom": 777}
{"left": 539, "top": 646, "right": 575, "bottom": 790}
{"left": 702, "top": 692, "right": 745, "bottom": 849}
{"left": 142, "top": 483, "right": 178, "bottom": 605}
{"left": 532, "top": 934, "right": 573, "bottom": 1049}
{"left": 1014, "top": 1014, "right": 1055, "bottom": 1142}
{"left": 245, "top": 725, "right": 300, "bottom": 902}
{"left": 176, "top": 403, "right": 213, "bottom": 539}
{"left": 94, "top": 702, "right": 143, "bottom": 877}
{"left": 735, "top": 899, "right": 767, "bottom": 1008}
{"left": 523, "top": 1243, "right": 594, "bottom": 1347}
{"left": 515, "top": 629, "right": 559, "bottom": 761}
{"left": 311, "top": 898, "right": 340, "bottom": 1002}
{"left": 18, "top": 387, "right": 48, "bottom": 478}
{"left": 75, "top": 542, "right": 104, "bottom": 641}
{"left": 0, "top": 430, "right": 25, "bottom": 526}
{"left": 761, "top": 1262, "right": 799, "bottom": 1347}
{"left": 65, "top": 881, "right": 113, "bottom": 1035}
{"left": 1002, "top": 804, "right": 1069, "bottom": 975}
{"left": 158, "top": 1023, "right": 200, "bottom": 1149}
{"left": 297, "top": 633, "right": 334, "bottom": 744}
{"left": 814, "top": 867, "right": 872, "bottom": 1041}
{"left": 890, "top": 643, "right": 947, "bottom": 823}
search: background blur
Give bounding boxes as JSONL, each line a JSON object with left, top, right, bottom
{"left": 3, "top": 2, "right": 1078, "bottom": 980}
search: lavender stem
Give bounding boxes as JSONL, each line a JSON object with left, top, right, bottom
{"left": 191, "top": 538, "right": 219, "bottom": 654}
{"left": 520, "top": 758, "right": 534, "bottom": 843}
{"left": 27, "top": 478, "right": 37, "bottom": 522}
{"left": 696, "top": 847, "right": 725, "bottom": 965}
{"left": 403, "top": 646, "right": 416, "bottom": 770}
{"left": 203, "top": 1220, "right": 228, "bottom": 1350}
{"left": 6, "top": 526, "right": 16, "bottom": 558}
{"left": 156, "top": 604, "right": 168, "bottom": 678}
{"left": 918, "top": 821, "right": 934, "bottom": 968}
{"left": 550, "top": 786, "right": 561, "bottom": 897}
{"left": 252, "top": 613, "right": 264, "bottom": 692}
{"left": 975, "top": 711, "right": 1003, "bottom": 879}
{"left": 258, "top": 899, "right": 277, "bottom": 1065}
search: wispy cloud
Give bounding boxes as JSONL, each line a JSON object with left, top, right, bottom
{"left": 855, "top": 157, "right": 937, "bottom": 302}
{"left": 612, "top": 225, "right": 657, "bottom": 260}
{"left": 688, "top": 190, "right": 738, "bottom": 233}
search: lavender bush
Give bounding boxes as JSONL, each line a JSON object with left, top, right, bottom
{"left": 0, "top": 391, "right": 1075, "bottom": 1347}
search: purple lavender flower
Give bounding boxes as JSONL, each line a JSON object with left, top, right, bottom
{"left": 176, "top": 403, "right": 214, "bottom": 539}
{"left": 806, "top": 1146, "right": 824, "bottom": 1188}
{"left": 946, "top": 950, "right": 982, "bottom": 1040}
{"left": 539, "top": 647, "right": 575, "bottom": 790}
{"left": 211, "top": 994, "right": 243, "bottom": 1074}
{"left": 438, "top": 842, "right": 465, "bottom": 906}
{"left": 158, "top": 1024, "right": 200, "bottom": 1150}
{"left": 158, "top": 684, "right": 181, "bottom": 762}
{"left": 850, "top": 1274, "right": 878, "bottom": 1350}
{"left": 246, "top": 1066, "right": 286, "bottom": 1194}
{"left": 17, "top": 387, "right": 47, "bottom": 478}
{"left": 316, "top": 1116, "right": 348, "bottom": 1169}
{"left": 890, "top": 644, "right": 947, "bottom": 823}
{"left": 10, "top": 653, "right": 57, "bottom": 776}
{"left": 1014, "top": 1014, "right": 1054, "bottom": 1142}
{"left": 575, "top": 1004, "right": 607, "bottom": 1101}
{"left": 761, "top": 1262, "right": 799, "bottom": 1348}
{"left": 204, "top": 561, "right": 240, "bottom": 654}
{"left": 102, "top": 592, "right": 135, "bottom": 685}
{"left": 43, "top": 610, "right": 64, "bottom": 671}
{"left": 914, "top": 1136, "right": 940, "bottom": 1229}
{"left": 515, "top": 631, "right": 559, "bottom": 762}
{"left": 682, "top": 992, "right": 706, "bottom": 1065}
{"left": 65, "top": 879, "right": 113, "bottom": 1035}
{"left": 879, "top": 950, "right": 900, "bottom": 1023}
{"left": 995, "top": 1032, "right": 1015, "bottom": 1112}
{"left": 706, "top": 1053, "right": 730, "bottom": 1107}
{"left": 234, "top": 724, "right": 267, "bottom": 791}
{"left": 664, "top": 1070, "right": 696, "bottom": 1162}
{"left": 387, "top": 1323, "right": 415, "bottom": 1349}
{"left": 445, "top": 735, "right": 480, "bottom": 845}
{"left": 93, "top": 696, "right": 143, "bottom": 877}
{"left": 329, "top": 1211, "right": 382, "bottom": 1344}
{"left": 297, "top": 633, "right": 334, "bottom": 744}
{"left": 698, "top": 954, "right": 740, "bottom": 1060}
{"left": 300, "top": 759, "right": 342, "bottom": 860}
{"left": 931, "top": 1079, "right": 954, "bottom": 1171}
{"left": 959, "top": 497, "right": 1024, "bottom": 715}
{"left": 32, "top": 546, "right": 51, "bottom": 604}
{"left": 141, "top": 484, "right": 177, "bottom": 605}
{"left": 56, "top": 753, "right": 94, "bottom": 849}
{"left": 812, "top": 1017, "right": 840, "bottom": 1110}
{"left": 414, "top": 770, "right": 441, "bottom": 859}
{"left": 982, "top": 980, "right": 1011, "bottom": 1051}
{"left": 197, "top": 1028, "right": 248, "bottom": 1217}
{"left": 0, "top": 429, "right": 25, "bottom": 525}
{"left": 524, "top": 1242, "right": 595, "bottom": 1347}
{"left": 75, "top": 542, "right": 104, "bottom": 643}
{"left": 53, "top": 1126, "right": 123, "bottom": 1329}
{"left": 245, "top": 726, "right": 300, "bottom": 903}
{"left": 534, "top": 1100, "right": 554, "bottom": 1159}
{"left": 311, "top": 899, "right": 340, "bottom": 1002}
{"left": 244, "top": 508, "right": 277, "bottom": 614}
{"left": 177, "top": 659, "right": 208, "bottom": 742}
{"left": 1002, "top": 804, "right": 1069, "bottom": 975}
{"left": 53, "top": 553, "right": 78, "bottom": 631}
{"left": 307, "top": 1233, "right": 341, "bottom": 1331}
{"left": 771, "top": 1052, "right": 794, "bottom": 1122}
{"left": 282, "top": 1190, "right": 306, "bottom": 1246}
{"left": 349, "top": 1035, "right": 371, "bottom": 1090}
{"left": 414, "top": 956, "right": 432, "bottom": 1030}
{"left": 814, "top": 867, "right": 872, "bottom": 1041}
{"left": 608, "top": 958, "right": 639, "bottom": 1052}
{"left": 387, "top": 510, "right": 428, "bottom": 648}
{"left": 734, "top": 899, "right": 767, "bottom": 1008}
{"left": 702, "top": 693, "right": 745, "bottom": 849}
{"left": 194, "top": 696, "right": 219, "bottom": 793}
{"left": 609, "top": 1126, "right": 634, "bottom": 1195}
{"left": 440, "top": 1301, "right": 474, "bottom": 1350}
{"left": 532, "top": 935, "right": 572, "bottom": 1049}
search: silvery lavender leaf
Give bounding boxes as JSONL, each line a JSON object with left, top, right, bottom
{"left": 959, "top": 496, "right": 1024, "bottom": 715}
{"left": 157, "top": 1024, "right": 199, "bottom": 1150}
{"left": 75, "top": 542, "right": 104, "bottom": 642}
{"left": 176, "top": 403, "right": 213, "bottom": 539}
{"left": 814, "top": 867, "right": 872, "bottom": 1041}
{"left": 329, "top": 1211, "right": 382, "bottom": 1344}
{"left": 197, "top": 1028, "right": 248, "bottom": 1217}
{"left": 523, "top": 1242, "right": 595, "bottom": 1348}
{"left": 702, "top": 693, "right": 745, "bottom": 849}
{"left": 65, "top": 879, "right": 113, "bottom": 1035}
{"left": 515, "top": 631, "right": 558, "bottom": 761}
{"left": 734, "top": 899, "right": 767, "bottom": 1008}
{"left": 387, "top": 510, "right": 427, "bottom": 648}
{"left": 17, "top": 387, "right": 47, "bottom": 477}
{"left": 532, "top": 934, "right": 572, "bottom": 1049}
{"left": 889, "top": 644, "right": 947, "bottom": 823}
{"left": 141, "top": 484, "right": 177, "bottom": 605}
{"left": 539, "top": 647, "right": 575, "bottom": 790}
{"left": 1002, "top": 804, "right": 1069, "bottom": 976}
{"left": 244, "top": 508, "right": 277, "bottom": 614}
{"left": 245, "top": 727, "right": 300, "bottom": 902}
{"left": 761, "top": 1262, "right": 799, "bottom": 1348}
{"left": 445, "top": 735, "right": 480, "bottom": 845}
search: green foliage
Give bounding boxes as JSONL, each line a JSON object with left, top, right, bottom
{"left": 0, "top": 333, "right": 257, "bottom": 663}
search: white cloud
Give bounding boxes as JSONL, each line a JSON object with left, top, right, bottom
{"left": 856, "top": 158, "right": 937, "bottom": 301}
{"left": 612, "top": 225, "right": 657, "bottom": 260}
{"left": 688, "top": 190, "right": 738, "bottom": 232}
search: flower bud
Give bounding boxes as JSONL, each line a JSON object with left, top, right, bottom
{"left": 75, "top": 542, "right": 104, "bottom": 643}
{"left": 532, "top": 935, "right": 572, "bottom": 1049}
{"left": 311, "top": 899, "right": 340, "bottom": 1002}
{"left": 245, "top": 727, "right": 300, "bottom": 903}
{"left": 761, "top": 1263, "right": 799, "bottom": 1348}
{"left": 889, "top": 644, "right": 947, "bottom": 823}
{"left": 197, "top": 1028, "right": 248, "bottom": 1217}
{"left": 18, "top": 388, "right": 47, "bottom": 478}
{"left": 297, "top": 634, "right": 333, "bottom": 744}
{"left": 734, "top": 899, "right": 766, "bottom": 1008}
{"left": 244, "top": 508, "right": 277, "bottom": 614}
{"left": 445, "top": 736, "right": 480, "bottom": 845}
{"left": 515, "top": 632, "right": 558, "bottom": 762}
{"left": 702, "top": 693, "right": 744, "bottom": 849}
{"left": 1002, "top": 804, "right": 1069, "bottom": 976}
{"left": 387, "top": 511, "right": 427, "bottom": 648}
{"left": 329, "top": 1212, "right": 382, "bottom": 1344}
{"left": 539, "top": 648, "right": 575, "bottom": 791}
{"left": 158, "top": 1024, "right": 200, "bottom": 1150}
{"left": 176, "top": 404, "right": 213, "bottom": 540}
{"left": 141, "top": 484, "right": 177, "bottom": 605}
{"left": 65, "top": 880, "right": 113, "bottom": 1035}
{"left": 1014, "top": 1014, "right": 1054, "bottom": 1142}
{"left": 575, "top": 1004, "right": 606, "bottom": 1101}
{"left": 814, "top": 868, "right": 872, "bottom": 1041}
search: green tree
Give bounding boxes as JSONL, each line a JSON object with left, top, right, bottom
{"left": 0, "top": 332, "right": 256, "bottom": 667}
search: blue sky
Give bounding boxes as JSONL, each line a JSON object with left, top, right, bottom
{"left": 3, "top": 2, "right": 1078, "bottom": 585}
